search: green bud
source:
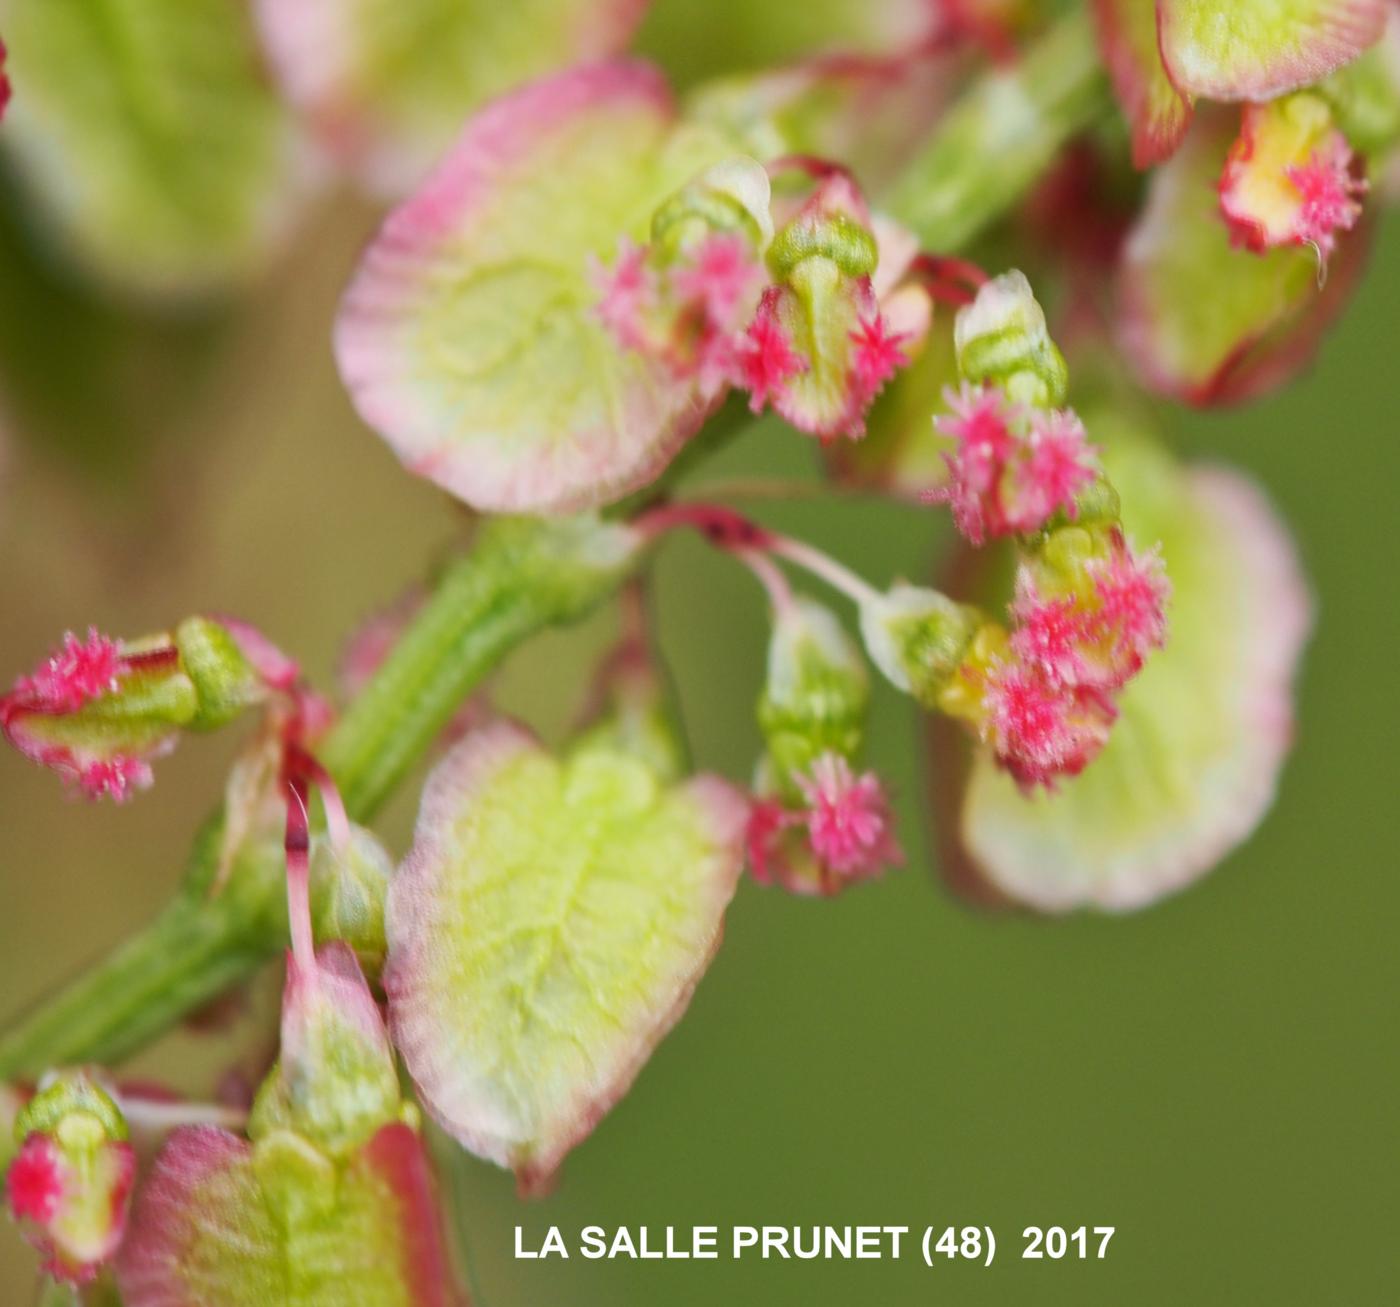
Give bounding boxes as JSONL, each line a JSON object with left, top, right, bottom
{"left": 954, "top": 269, "right": 1068, "bottom": 407}
{"left": 309, "top": 827, "right": 393, "bottom": 978}
{"left": 650, "top": 155, "right": 774, "bottom": 259}
{"left": 767, "top": 210, "right": 878, "bottom": 282}
{"left": 758, "top": 598, "right": 869, "bottom": 791}
{"left": 860, "top": 584, "right": 984, "bottom": 708}
{"left": 17, "top": 1070, "right": 127, "bottom": 1146}
{"left": 174, "top": 618, "right": 266, "bottom": 731}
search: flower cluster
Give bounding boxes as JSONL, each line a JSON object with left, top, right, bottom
{"left": 746, "top": 595, "right": 902, "bottom": 894}
{"left": 5, "top": 1073, "right": 135, "bottom": 1285}
{"left": 595, "top": 159, "right": 927, "bottom": 441}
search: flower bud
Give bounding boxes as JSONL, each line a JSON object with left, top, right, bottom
{"left": 7, "top": 1072, "right": 135, "bottom": 1284}
{"left": 1221, "top": 93, "right": 1366, "bottom": 262}
{"left": 250, "top": 944, "right": 403, "bottom": 1160}
{"left": 1, "top": 619, "right": 286, "bottom": 800}
{"left": 757, "top": 597, "right": 868, "bottom": 794}
{"left": 740, "top": 174, "right": 923, "bottom": 438}
{"left": 860, "top": 584, "right": 986, "bottom": 708}
{"left": 594, "top": 156, "right": 773, "bottom": 394}
{"left": 953, "top": 269, "right": 1068, "bottom": 407}
{"left": 309, "top": 827, "right": 393, "bottom": 977}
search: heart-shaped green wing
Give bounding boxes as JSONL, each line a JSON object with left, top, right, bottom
{"left": 386, "top": 721, "right": 748, "bottom": 1190}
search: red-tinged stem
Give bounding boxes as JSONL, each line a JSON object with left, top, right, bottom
{"left": 282, "top": 776, "right": 315, "bottom": 978}
{"left": 631, "top": 500, "right": 775, "bottom": 552}
{"left": 910, "top": 252, "right": 989, "bottom": 306}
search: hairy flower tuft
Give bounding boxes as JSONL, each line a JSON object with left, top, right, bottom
{"left": 927, "top": 385, "right": 1097, "bottom": 544}
{"left": 982, "top": 665, "right": 1116, "bottom": 790}
{"left": 738, "top": 289, "right": 808, "bottom": 412}
{"left": 796, "top": 752, "right": 902, "bottom": 881}
{"left": 12, "top": 629, "right": 124, "bottom": 713}
{"left": 6, "top": 1136, "right": 65, "bottom": 1225}
{"left": 1286, "top": 142, "right": 1366, "bottom": 257}
{"left": 849, "top": 312, "right": 910, "bottom": 406}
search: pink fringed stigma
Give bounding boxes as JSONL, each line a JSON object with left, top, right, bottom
{"left": 979, "top": 534, "right": 1170, "bottom": 788}
{"left": 0, "top": 38, "right": 10, "bottom": 121}
{"left": 6, "top": 1136, "right": 65, "bottom": 1225}
{"left": 1286, "top": 142, "right": 1366, "bottom": 259}
{"left": 737, "top": 287, "right": 808, "bottom": 411}
{"left": 595, "top": 157, "right": 929, "bottom": 442}
{"left": 746, "top": 752, "right": 903, "bottom": 895}
{"left": 592, "top": 229, "right": 766, "bottom": 394}
{"left": 925, "top": 384, "right": 1099, "bottom": 545}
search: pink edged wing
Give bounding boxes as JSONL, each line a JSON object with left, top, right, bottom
{"left": 385, "top": 722, "right": 748, "bottom": 1192}
{"left": 1158, "top": 0, "right": 1387, "bottom": 101}
{"left": 334, "top": 60, "right": 738, "bottom": 514}
{"left": 1091, "top": 0, "right": 1194, "bottom": 166}
{"left": 116, "top": 1124, "right": 466, "bottom": 1305}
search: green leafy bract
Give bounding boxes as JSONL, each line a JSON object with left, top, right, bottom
{"left": 385, "top": 720, "right": 748, "bottom": 1191}
{"left": 335, "top": 61, "right": 744, "bottom": 513}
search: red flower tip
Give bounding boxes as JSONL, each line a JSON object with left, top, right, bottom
{"left": 11, "top": 629, "right": 124, "bottom": 714}
{"left": 796, "top": 752, "right": 903, "bottom": 881}
{"left": 983, "top": 665, "right": 1115, "bottom": 790}
{"left": 1091, "top": 541, "right": 1171, "bottom": 669}
{"left": 737, "top": 289, "right": 808, "bottom": 413}
{"left": 849, "top": 312, "right": 910, "bottom": 405}
{"left": 1286, "top": 142, "right": 1366, "bottom": 258}
{"left": 673, "top": 232, "right": 764, "bottom": 326}
{"left": 591, "top": 238, "right": 656, "bottom": 354}
{"left": 928, "top": 386, "right": 1096, "bottom": 544}
{"left": 6, "top": 1136, "right": 65, "bottom": 1225}
{"left": 77, "top": 755, "right": 155, "bottom": 803}
{"left": 0, "top": 38, "right": 10, "bottom": 121}
{"left": 744, "top": 798, "right": 796, "bottom": 886}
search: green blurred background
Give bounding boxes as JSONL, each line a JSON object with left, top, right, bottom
{"left": 1, "top": 48, "right": 1398, "bottom": 1307}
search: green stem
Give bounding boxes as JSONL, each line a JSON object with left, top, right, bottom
{"left": 0, "top": 16, "right": 1111, "bottom": 1080}
{"left": 884, "top": 8, "right": 1109, "bottom": 249}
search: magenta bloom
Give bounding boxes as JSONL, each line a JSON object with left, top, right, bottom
{"left": 797, "top": 752, "right": 904, "bottom": 881}
{"left": 928, "top": 385, "right": 1099, "bottom": 544}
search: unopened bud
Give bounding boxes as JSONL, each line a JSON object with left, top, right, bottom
{"left": 953, "top": 269, "right": 1067, "bottom": 407}
{"left": 7, "top": 1072, "right": 134, "bottom": 1284}
{"left": 860, "top": 584, "right": 985, "bottom": 708}
{"left": 758, "top": 598, "right": 868, "bottom": 794}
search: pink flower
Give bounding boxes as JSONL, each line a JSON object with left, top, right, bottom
{"left": 849, "top": 312, "right": 910, "bottom": 406}
{"left": 982, "top": 665, "right": 1115, "bottom": 790}
{"left": 591, "top": 238, "right": 656, "bottom": 354}
{"left": 1090, "top": 540, "right": 1171, "bottom": 673}
{"left": 672, "top": 232, "right": 764, "bottom": 325}
{"left": 6, "top": 1136, "right": 65, "bottom": 1225}
{"left": 1018, "top": 409, "right": 1098, "bottom": 525}
{"left": 1010, "top": 584, "right": 1092, "bottom": 686}
{"left": 0, "top": 39, "right": 10, "bottom": 121}
{"left": 77, "top": 755, "right": 157, "bottom": 803}
{"left": 796, "top": 752, "right": 903, "bottom": 881}
{"left": 12, "top": 629, "right": 124, "bottom": 713}
{"left": 928, "top": 387, "right": 1096, "bottom": 544}
{"left": 1286, "top": 140, "right": 1366, "bottom": 259}
{"left": 737, "top": 288, "right": 808, "bottom": 413}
